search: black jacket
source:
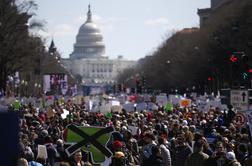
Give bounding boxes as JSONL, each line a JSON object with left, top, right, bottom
{"left": 143, "top": 155, "right": 163, "bottom": 166}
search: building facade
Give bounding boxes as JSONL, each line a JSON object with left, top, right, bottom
{"left": 62, "top": 5, "right": 136, "bottom": 85}
{"left": 198, "top": 0, "right": 234, "bottom": 27}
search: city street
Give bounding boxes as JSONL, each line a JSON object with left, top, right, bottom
{"left": 0, "top": 0, "right": 252, "bottom": 166}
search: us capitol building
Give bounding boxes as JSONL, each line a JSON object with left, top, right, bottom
{"left": 61, "top": 5, "right": 136, "bottom": 85}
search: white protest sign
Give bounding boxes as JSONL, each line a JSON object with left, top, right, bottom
{"left": 209, "top": 99, "right": 222, "bottom": 108}
{"left": 37, "top": 145, "right": 48, "bottom": 159}
{"left": 156, "top": 95, "right": 168, "bottom": 106}
{"left": 136, "top": 102, "right": 147, "bottom": 111}
{"left": 168, "top": 95, "right": 180, "bottom": 105}
{"left": 122, "top": 103, "right": 135, "bottom": 112}
{"left": 61, "top": 109, "right": 69, "bottom": 119}
{"left": 147, "top": 102, "right": 158, "bottom": 111}
{"left": 112, "top": 100, "right": 120, "bottom": 106}
{"left": 111, "top": 105, "right": 122, "bottom": 113}
{"left": 197, "top": 100, "right": 210, "bottom": 112}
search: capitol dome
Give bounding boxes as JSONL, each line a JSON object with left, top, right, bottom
{"left": 70, "top": 5, "right": 106, "bottom": 59}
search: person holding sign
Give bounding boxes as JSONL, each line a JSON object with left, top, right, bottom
{"left": 70, "top": 151, "right": 85, "bottom": 166}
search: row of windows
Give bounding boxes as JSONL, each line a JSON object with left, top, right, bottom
{"left": 82, "top": 73, "right": 112, "bottom": 78}
{"left": 83, "top": 68, "right": 113, "bottom": 73}
{"left": 92, "top": 69, "right": 112, "bottom": 73}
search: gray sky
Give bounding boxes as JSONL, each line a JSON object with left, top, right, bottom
{"left": 33, "top": 0, "right": 210, "bottom": 60}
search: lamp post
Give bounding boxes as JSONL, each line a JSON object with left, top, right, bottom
{"left": 24, "top": 81, "right": 28, "bottom": 97}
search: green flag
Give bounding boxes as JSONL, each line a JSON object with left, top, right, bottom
{"left": 64, "top": 125, "right": 114, "bottom": 164}
{"left": 164, "top": 102, "right": 173, "bottom": 113}
{"left": 12, "top": 100, "right": 21, "bottom": 110}
{"left": 105, "top": 112, "right": 113, "bottom": 118}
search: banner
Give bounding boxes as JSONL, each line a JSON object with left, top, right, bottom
{"left": 43, "top": 74, "right": 68, "bottom": 95}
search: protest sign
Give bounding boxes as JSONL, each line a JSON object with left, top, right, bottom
{"left": 147, "top": 102, "right": 158, "bottom": 111}
{"left": 37, "top": 145, "right": 48, "bottom": 160}
{"left": 64, "top": 125, "right": 114, "bottom": 164}
{"left": 122, "top": 103, "right": 135, "bottom": 112}
{"left": 111, "top": 105, "right": 122, "bottom": 113}
{"left": 136, "top": 102, "right": 147, "bottom": 111}
{"left": 164, "top": 102, "right": 173, "bottom": 113}
{"left": 179, "top": 99, "right": 191, "bottom": 108}
{"left": 156, "top": 95, "right": 168, "bottom": 106}
{"left": 168, "top": 95, "right": 180, "bottom": 105}
{"left": 61, "top": 109, "right": 70, "bottom": 119}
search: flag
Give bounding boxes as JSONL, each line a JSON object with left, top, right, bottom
{"left": 105, "top": 112, "right": 113, "bottom": 118}
{"left": 164, "top": 102, "right": 173, "bottom": 113}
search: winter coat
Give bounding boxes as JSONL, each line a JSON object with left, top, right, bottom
{"left": 143, "top": 154, "right": 163, "bottom": 166}
{"left": 160, "top": 144, "right": 172, "bottom": 166}
{"left": 184, "top": 152, "right": 209, "bottom": 166}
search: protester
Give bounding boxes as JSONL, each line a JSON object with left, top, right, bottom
{"left": 225, "top": 151, "right": 241, "bottom": 166}
{"left": 18, "top": 158, "right": 28, "bottom": 166}
{"left": 173, "top": 133, "right": 192, "bottom": 166}
{"left": 143, "top": 145, "right": 163, "bottom": 166}
{"left": 158, "top": 137, "right": 172, "bottom": 166}
{"left": 12, "top": 93, "right": 252, "bottom": 166}
{"left": 110, "top": 151, "right": 127, "bottom": 166}
{"left": 69, "top": 151, "right": 85, "bottom": 166}
{"left": 184, "top": 140, "right": 209, "bottom": 166}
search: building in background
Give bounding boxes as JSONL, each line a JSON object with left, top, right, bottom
{"left": 198, "top": 0, "right": 234, "bottom": 27}
{"left": 62, "top": 5, "right": 136, "bottom": 85}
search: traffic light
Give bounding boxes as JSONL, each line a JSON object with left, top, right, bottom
{"left": 230, "top": 55, "right": 238, "bottom": 63}
{"left": 241, "top": 54, "right": 250, "bottom": 80}
{"left": 207, "top": 76, "right": 213, "bottom": 81}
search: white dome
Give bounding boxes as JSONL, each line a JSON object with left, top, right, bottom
{"left": 70, "top": 5, "right": 106, "bottom": 59}
{"left": 79, "top": 22, "right": 100, "bottom": 33}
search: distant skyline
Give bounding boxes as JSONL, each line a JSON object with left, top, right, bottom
{"left": 33, "top": 0, "right": 210, "bottom": 60}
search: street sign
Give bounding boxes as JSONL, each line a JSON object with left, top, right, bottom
{"left": 230, "top": 90, "right": 248, "bottom": 111}
{"left": 235, "top": 112, "right": 246, "bottom": 126}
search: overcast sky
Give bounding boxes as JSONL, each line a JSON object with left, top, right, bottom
{"left": 33, "top": 0, "right": 210, "bottom": 60}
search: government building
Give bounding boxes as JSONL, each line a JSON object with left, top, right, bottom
{"left": 62, "top": 5, "right": 136, "bottom": 85}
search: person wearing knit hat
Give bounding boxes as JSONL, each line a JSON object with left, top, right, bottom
{"left": 112, "top": 140, "right": 123, "bottom": 152}
{"left": 226, "top": 152, "right": 241, "bottom": 166}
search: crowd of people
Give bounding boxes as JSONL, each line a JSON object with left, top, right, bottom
{"left": 13, "top": 94, "right": 252, "bottom": 166}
